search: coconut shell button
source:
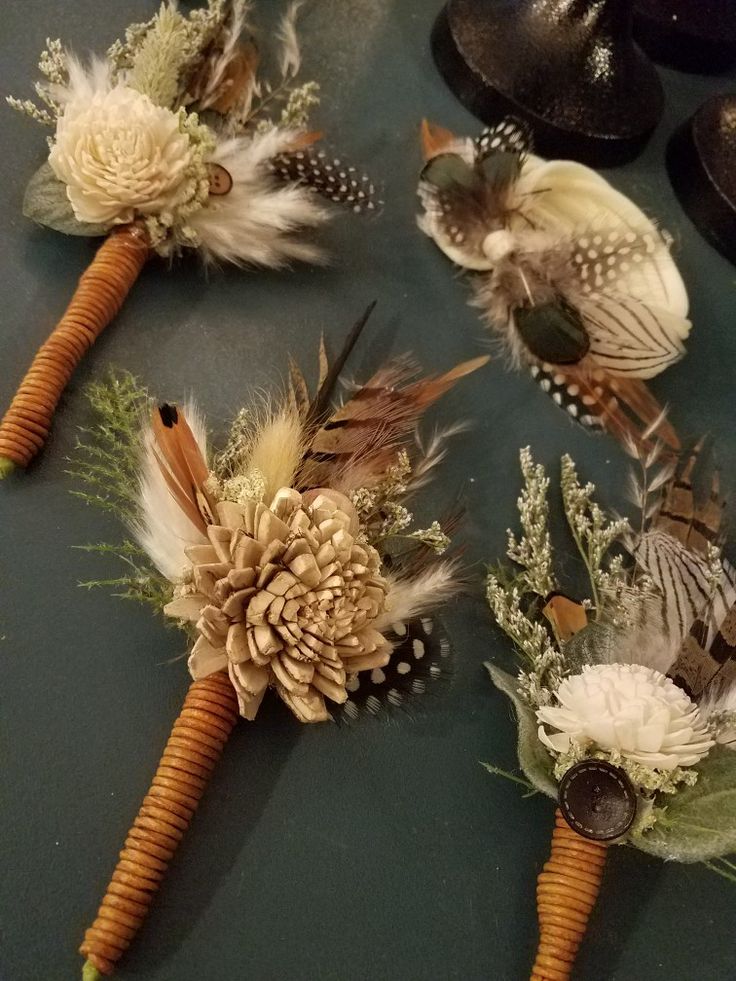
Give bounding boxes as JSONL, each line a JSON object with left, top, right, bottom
{"left": 558, "top": 759, "right": 637, "bottom": 841}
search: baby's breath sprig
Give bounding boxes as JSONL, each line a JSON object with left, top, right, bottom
{"left": 506, "top": 447, "right": 557, "bottom": 598}
{"left": 7, "top": 38, "right": 67, "bottom": 125}
{"left": 560, "top": 454, "right": 630, "bottom": 613}
{"left": 486, "top": 576, "right": 563, "bottom": 704}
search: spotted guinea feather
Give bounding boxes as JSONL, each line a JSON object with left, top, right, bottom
{"left": 339, "top": 616, "right": 451, "bottom": 722}
{"left": 270, "top": 148, "right": 379, "bottom": 213}
{"left": 473, "top": 117, "right": 532, "bottom": 162}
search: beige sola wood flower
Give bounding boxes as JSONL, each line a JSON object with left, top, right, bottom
{"left": 167, "top": 488, "right": 391, "bottom": 722}
{"left": 77, "top": 323, "right": 487, "bottom": 978}
{"left": 1, "top": 1, "right": 377, "bottom": 477}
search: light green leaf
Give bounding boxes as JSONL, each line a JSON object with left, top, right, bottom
{"left": 484, "top": 663, "right": 557, "bottom": 800}
{"left": 633, "top": 747, "right": 736, "bottom": 862}
{"left": 22, "top": 162, "right": 110, "bottom": 237}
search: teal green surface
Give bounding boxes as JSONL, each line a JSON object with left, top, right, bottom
{"left": 1, "top": 3, "right": 735, "bottom": 979}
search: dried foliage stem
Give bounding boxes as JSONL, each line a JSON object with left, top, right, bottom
{"left": 80, "top": 671, "right": 238, "bottom": 977}
{"left": 0, "top": 226, "right": 149, "bottom": 474}
{"left": 531, "top": 811, "right": 607, "bottom": 981}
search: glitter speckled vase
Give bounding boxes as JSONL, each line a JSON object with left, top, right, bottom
{"left": 634, "top": 0, "right": 736, "bottom": 74}
{"left": 667, "top": 94, "right": 736, "bottom": 267}
{"left": 431, "top": 0, "right": 664, "bottom": 167}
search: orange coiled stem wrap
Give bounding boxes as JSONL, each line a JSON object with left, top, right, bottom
{"left": 80, "top": 671, "right": 239, "bottom": 977}
{"left": 530, "top": 810, "right": 608, "bottom": 981}
{"left": 0, "top": 225, "right": 149, "bottom": 474}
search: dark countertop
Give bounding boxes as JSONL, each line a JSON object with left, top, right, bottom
{"left": 1, "top": 3, "right": 735, "bottom": 980}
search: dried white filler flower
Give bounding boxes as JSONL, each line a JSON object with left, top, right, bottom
{"left": 537, "top": 663, "right": 714, "bottom": 770}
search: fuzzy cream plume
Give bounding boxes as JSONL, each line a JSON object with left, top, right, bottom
{"left": 374, "top": 562, "right": 460, "bottom": 633}
{"left": 190, "top": 128, "right": 329, "bottom": 266}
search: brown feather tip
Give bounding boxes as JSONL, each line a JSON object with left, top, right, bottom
{"left": 543, "top": 593, "right": 588, "bottom": 642}
{"left": 407, "top": 355, "right": 491, "bottom": 409}
{"left": 300, "top": 354, "right": 488, "bottom": 491}
{"left": 158, "top": 403, "right": 179, "bottom": 428}
{"left": 420, "top": 119, "right": 458, "bottom": 160}
{"left": 151, "top": 404, "right": 214, "bottom": 532}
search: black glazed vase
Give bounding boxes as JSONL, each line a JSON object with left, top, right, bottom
{"left": 667, "top": 94, "right": 736, "bottom": 267}
{"left": 633, "top": 0, "right": 736, "bottom": 74}
{"left": 431, "top": 0, "right": 664, "bottom": 167}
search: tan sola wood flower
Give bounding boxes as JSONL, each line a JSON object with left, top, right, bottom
{"left": 165, "top": 488, "right": 390, "bottom": 723}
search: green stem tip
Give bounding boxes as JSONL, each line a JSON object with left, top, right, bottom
{"left": 82, "top": 960, "right": 104, "bottom": 981}
{"left": 0, "top": 457, "right": 17, "bottom": 479}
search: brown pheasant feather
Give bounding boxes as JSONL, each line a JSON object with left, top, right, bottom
{"left": 653, "top": 438, "right": 724, "bottom": 555}
{"left": 530, "top": 361, "right": 679, "bottom": 455}
{"left": 151, "top": 404, "right": 216, "bottom": 534}
{"left": 298, "top": 355, "right": 489, "bottom": 491}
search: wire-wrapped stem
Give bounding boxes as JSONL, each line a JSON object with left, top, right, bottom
{"left": 0, "top": 225, "right": 149, "bottom": 475}
{"left": 79, "top": 671, "right": 239, "bottom": 977}
{"left": 530, "top": 809, "right": 608, "bottom": 981}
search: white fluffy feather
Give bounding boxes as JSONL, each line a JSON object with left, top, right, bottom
{"left": 133, "top": 399, "right": 209, "bottom": 582}
{"left": 277, "top": 1, "right": 305, "bottom": 78}
{"left": 192, "top": 128, "right": 329, "bottom": 266}
{"left": 51, "top": 53, "right": 113, "bottom": 108}
{"left": 375, "top": 562, "right": 460, "bottom": 633}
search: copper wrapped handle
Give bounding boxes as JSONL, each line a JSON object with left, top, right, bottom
{"left": 80, "top": 671, "right": 238, "bottom": 978}
{"left": 0, "top": 225, "right": 149, "bottom": 476}
{"left": 531, "top": 810, "right": 608, "bottom": 981}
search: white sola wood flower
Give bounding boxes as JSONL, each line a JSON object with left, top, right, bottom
{"left": 537, "top": 663, "right": 714, "bottom": 770}
{"left": 49, "top": 76, "right": 195, "bottom": 225}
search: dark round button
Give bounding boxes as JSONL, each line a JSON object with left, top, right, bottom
{"left": 558, "top": 760, "right": 637, "bottom": 842}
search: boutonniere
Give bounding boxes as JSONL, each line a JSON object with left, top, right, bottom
{"left": 417, "top": 118, "right": 690, "bottom": 456}
{"left": 71, "top": 311, "right": 486, "bottom": 978}
{"left": 485, "top": 440, "right": 736, "bottom": 979}
{"left": 1, "top": 1, "right": 376, "bottom": 476}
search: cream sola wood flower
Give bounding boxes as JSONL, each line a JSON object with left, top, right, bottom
{"left": 73, "top": 322, "right": 487, "bottom": 977}
{"left": 417, "top": 118, "right": 690, "bottom": 457}
{"left": 1, "top": 1, "right": 378, "bottom": 476}
{"left": 484, "top": 443, "right": 736, "bottom": 981}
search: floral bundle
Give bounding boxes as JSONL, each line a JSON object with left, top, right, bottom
{"left": 485, "top": 440, "right": 736, "bottom": 980}
{"left": 417, "top": 119, "right": 691, "bottom": 456}
{"left": 71, "top": 314, "right": 486, "bottom": 977}
{"left": 2, "top": 0, "right": 376, "bottom": 475}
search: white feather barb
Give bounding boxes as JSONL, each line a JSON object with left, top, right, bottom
{"left": 277, "top": 1, "right": 306, "bottom": 79}
{"left": 192, "top": 129, "right": 329, "bottom": 266}
{"left": 409, "top": 422, "right": 470, "bottom": 493}
{"left": 198, "top": 0, "right": 254, "bottom": 106}
{"left": 375, "top": 562, "right": 460, "bottom": 633}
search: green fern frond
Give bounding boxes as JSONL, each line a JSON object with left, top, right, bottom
{"left": 68, "top": 370, "right": 172, "bottom": 615}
